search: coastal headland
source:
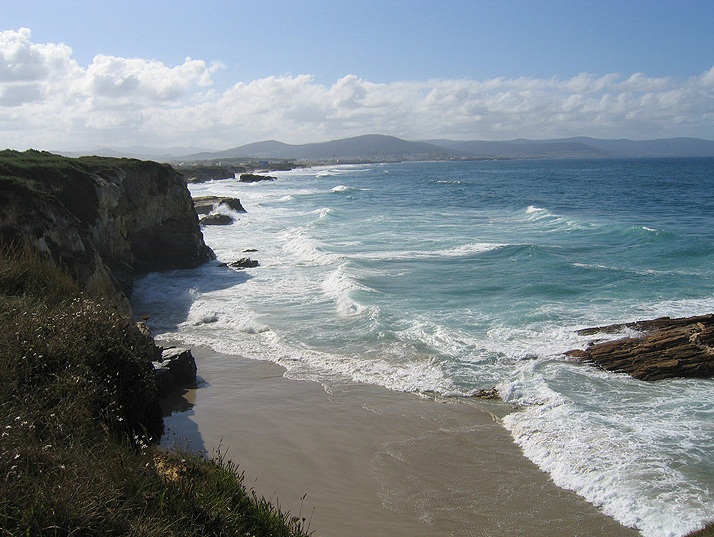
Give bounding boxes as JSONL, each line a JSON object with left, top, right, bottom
{"left": 0, "top": 150, "right": 309, "bottom": 536}
{"left": 2, "top": 149, "right": 713, "bottom": 535}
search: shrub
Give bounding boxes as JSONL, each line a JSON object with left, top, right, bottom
{"left": 0, "top": 241, "right": 310, "bottom": 536}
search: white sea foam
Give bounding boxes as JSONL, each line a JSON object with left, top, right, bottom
{"left": 315, "top": 166, "right": 371, "bottom": 178}
{"left": 268, "top": 336, "right": 455, "bottom": 394}
{"left": 525, "top": 205, "right": 547, "bottom": 215}
{"left": 524, "top": 204, "right": 587, "bottom": 230}
{"left": 311, "top": 207, "right": 334, "bottom": 219}
{"left": 354, "top": 242, "right": 505, "bottom": 261}
{"left": 281, "top": 228, "right": 341, "bottom": 266}
{"left": 501, "top": 366, "right": 714, "bottom": 536}
{"left": 137, "top": 160, "right": 714, "bottom": 536}
{"left": 188, "top": 307, "right": 219, "bottom": 325}
{"left": 331, "top": 185, "right": 353, "bottom": 192}
{"left": 321, "top": 265, "right": 367, "bottom": 316}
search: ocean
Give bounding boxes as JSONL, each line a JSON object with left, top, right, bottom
{"left": 133, "top": 158, "right": 714, "bottom": 537}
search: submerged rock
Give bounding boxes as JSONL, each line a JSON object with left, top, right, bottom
{"left": 471, "top": 387, "right": 500, "bottom": 400}
{"left": 566, "top": 314, "right": 714, "bottom": 381}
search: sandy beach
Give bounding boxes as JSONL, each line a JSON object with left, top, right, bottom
{"left": 161, "top": 345, "right": 638, "bottom": 537}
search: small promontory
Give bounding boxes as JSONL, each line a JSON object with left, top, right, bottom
{"left": 0, "top": 150, "right": 214, "bottom": 311}
{"left": 567, "top": 314, "right": 714, "bottom": 380}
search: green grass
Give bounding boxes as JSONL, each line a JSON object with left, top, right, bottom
{"left": 0, "top": 241, "right": 311, "bottom": 536}
{"left": 0, "top": 149, "right": 178, "bottom": 225}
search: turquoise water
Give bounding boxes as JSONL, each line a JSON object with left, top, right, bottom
{"left": 134, "top": 158, "right": 714, "bottom": 536}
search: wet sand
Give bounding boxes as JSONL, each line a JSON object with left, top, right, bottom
{"left": 161, "top": 345, "right": 638, "bottom": 537}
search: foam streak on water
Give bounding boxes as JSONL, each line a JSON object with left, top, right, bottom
{"left": 133, "top": 159, "right": 714, "bottom": 536}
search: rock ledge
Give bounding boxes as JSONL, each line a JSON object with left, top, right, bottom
{"left": 566, "top": 314, "right": 714, "bottom": 381}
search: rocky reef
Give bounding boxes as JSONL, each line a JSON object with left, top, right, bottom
{"left": 567, "top": 314, "right": 714, "bottom": 380}
{"left": 0, "top": 150, "right": 214, "bottom": 312}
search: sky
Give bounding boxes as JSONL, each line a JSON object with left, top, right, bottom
{"left": 1, "top": 0, "right": 714, "bottom": 152}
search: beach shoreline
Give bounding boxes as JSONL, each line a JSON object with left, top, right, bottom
{"left": 160, "top": 343, "right": 638, "bottom": 537}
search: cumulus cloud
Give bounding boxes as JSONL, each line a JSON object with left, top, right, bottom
{"left": 84, "top": 54, "right": 218, "bottom": 102}
{"left": 1, "top": 28, "right": 713, "bottom": 151}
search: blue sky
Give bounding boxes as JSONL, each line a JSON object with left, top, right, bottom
{"left": 2, "top": 0, "right": 714, "bottom": 151}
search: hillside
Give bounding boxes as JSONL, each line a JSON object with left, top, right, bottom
{"left": 60, "top": 135, "right": 714, "bottom": 162}
{"left": 184, "top": 134, "right": 466, "bottom": 161}
{"left": 429, "top": 137, "right": 714, "bottom": 159}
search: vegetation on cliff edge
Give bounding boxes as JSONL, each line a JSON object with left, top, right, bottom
{"left": 0, "top": 242, "right": 310, "bottom": 536}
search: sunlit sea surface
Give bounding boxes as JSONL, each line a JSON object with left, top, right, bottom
{"left": 134, "top": 158, "right": 714, "bottom": 537}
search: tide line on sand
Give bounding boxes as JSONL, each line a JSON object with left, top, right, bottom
{"left": 161, "top": 344, "right": 637, "bottom": 537}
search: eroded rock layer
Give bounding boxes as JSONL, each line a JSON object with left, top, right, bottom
{"left": 566, "top": 314, "right": 714, "bottom": 381}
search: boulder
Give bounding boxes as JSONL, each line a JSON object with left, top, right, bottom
{"left": 153, "top": 347, "right": 197, "bottom": 393}
{"left": 239, "top": 173, "right": 276, "bottom": 183}
{"left": 227, "top": 257, "right": 259, "bottom": 269}
{"left": 200, "top": 214, "right": 234, "bottom": 226}
{"left": 566, "top": 314, "right": 714, "bottom": 381}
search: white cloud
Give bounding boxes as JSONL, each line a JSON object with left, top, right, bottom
{"left": 83, "top": 54, "right": 219, "bottom": 102}
{"left": 1, "top": 28, "right": 713, "bottom": 151}
{"left": 0, "top": 28, "right": 81, "bottom": 106}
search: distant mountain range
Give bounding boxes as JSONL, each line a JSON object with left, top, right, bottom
{"left": 181, "top": 135, "right": 460, "bottom": 161}
{"left": 59, "top": 134, "right": 714, "bottom": 162}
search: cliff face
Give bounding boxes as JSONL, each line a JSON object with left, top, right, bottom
{"left": 89, "top": 159, "right": 215, "bottom": 290}
{"left": 0, "top": 150, "right": 214, "bottom": 312}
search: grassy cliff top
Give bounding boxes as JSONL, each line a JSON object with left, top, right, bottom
{"left": 0, "top": 241, "right": 310, "bottom": 536}
{"left": 0, "top": 149, "right": 177, "bottom": 224}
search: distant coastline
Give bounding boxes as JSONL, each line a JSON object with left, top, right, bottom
{"left": 54, "top": 133, "right": 714, "bottom": 163}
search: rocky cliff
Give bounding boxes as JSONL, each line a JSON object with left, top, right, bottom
{"left": 0, "top": 150, "right": 214, "bottom": 312}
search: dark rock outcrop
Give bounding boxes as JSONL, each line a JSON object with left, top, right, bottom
{"left": 0, "top": 178, "right": 127, "bottom": 306}
{"left": 153, "top": 347, "right": 198, "bottom": 395}
{"left": 200, "top": 214, "right": 234, "bottom": 226}
{"left": 239, "top": 173, "right": 276, "bottom": 183}
{"left": 0, "top": 150, "right": 214, "bottom": 311}
{"left": 566, "top": 314, "right": 714, "bottom": 380}
{"left": 223, "top": 257, "right": 259, "bottom": 269}
{"left": 193, "top": 196, "right": 247, "bottom": 214}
